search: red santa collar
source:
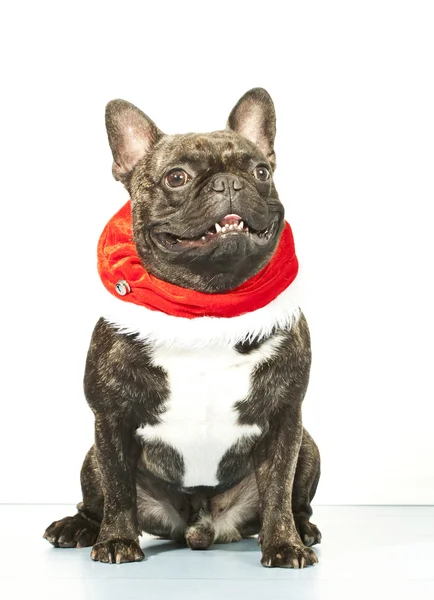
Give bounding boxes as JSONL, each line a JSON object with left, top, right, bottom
{"left": 97, "top": 201, "right": 298, "bottom": 319}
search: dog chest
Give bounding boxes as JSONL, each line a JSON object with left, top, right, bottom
{"left": 135, "top": 339, "right": 280, "bottom": 488}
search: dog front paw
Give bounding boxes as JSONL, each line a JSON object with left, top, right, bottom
{"left": 91, "top": 538, "right": 144, "bottom": 564}
{"left": 261, "top": 542, "right": 318, "bottom": 568}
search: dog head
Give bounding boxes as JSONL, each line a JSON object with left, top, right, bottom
{"left": 105, "top": 88, "right": 285, "bottom": 293}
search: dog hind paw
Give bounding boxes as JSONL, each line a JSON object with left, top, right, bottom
{"left": 295, "top": 517, "right": 322, "bottom": 547}
{"left": 185, "top": 524, "right": 215, "bottom": 550}
{"left": 43, "top": 514, "right": 99, "bottom": 548}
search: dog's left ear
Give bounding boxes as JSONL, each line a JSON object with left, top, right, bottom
{"left": 227, "top": 88, "right": 276, "bottom": 170}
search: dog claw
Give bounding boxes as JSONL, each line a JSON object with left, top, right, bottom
{"left": 261, "top": 543, "right": 318, "bottom": 569}
{"left": 91, "top": 538, "right": 144, "bottom": 564}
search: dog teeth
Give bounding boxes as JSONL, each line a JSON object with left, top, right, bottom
{"left": 201, "top": 236, "right": 206, "bottom": 240}
{"left": 215, "top": 221, "right": 246, "bottom": 234}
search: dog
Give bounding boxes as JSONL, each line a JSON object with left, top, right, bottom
{"left": 43, "top": 88, "right": 321, "bottom": 568}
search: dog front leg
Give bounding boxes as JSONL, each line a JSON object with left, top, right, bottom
{"left": 254, "top": 407, "right": 318, "bottom": 569}
{"left": 90, "top": 415, "right": 144, "bottom": 564}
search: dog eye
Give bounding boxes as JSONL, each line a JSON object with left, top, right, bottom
{"left": 253, "top": 166, "right": 270, "bottom": 182}
{"left": 166, "top": 169, "right": 190, "bottom": 188}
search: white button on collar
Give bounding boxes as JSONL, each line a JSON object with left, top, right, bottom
{"left": 115, "top": 280, "right": 131, "bottom": 296}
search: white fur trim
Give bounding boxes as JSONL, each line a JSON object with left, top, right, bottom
{"left": 100, "top": 277, "right": 302, "bottom": 349}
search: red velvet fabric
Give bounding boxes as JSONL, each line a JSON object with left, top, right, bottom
{"left": 97, "top": 201, "right": 298, "bottom": 319}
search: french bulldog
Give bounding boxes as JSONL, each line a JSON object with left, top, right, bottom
{"left": 43, "top": 88, "right": 321, "bottom": 568}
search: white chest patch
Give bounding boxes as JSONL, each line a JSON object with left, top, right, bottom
{"left": 135, "top": 337, "right": 283, "bottom": 488}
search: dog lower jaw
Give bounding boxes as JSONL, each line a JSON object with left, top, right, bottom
{"left": 154, "top": 220, "right": 278, "bottom": 253}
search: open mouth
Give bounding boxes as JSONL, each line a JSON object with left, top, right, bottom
{"left": 157, "top": 214, "right": 277, "bottom": 249}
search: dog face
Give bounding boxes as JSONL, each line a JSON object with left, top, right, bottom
{"left": 105, "top": 88, "right": 285, "bottom": 292}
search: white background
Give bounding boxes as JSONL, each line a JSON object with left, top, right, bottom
{"left": 1, "top": 0, "right": 433, "bottom": 505}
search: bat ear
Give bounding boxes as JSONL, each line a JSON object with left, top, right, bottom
{"left": 105, "top": 99, "right": 163, "bottom": 185}
{"left": 227, "top": 88, "right": 276, "bottom": 170}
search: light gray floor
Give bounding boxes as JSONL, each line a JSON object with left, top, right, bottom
{"left": 0, "top": 505, "right": 433, "bottom": 599}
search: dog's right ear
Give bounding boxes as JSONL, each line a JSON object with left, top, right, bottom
{"left": 105, "top": 100, "right": 163, "bottom": 186}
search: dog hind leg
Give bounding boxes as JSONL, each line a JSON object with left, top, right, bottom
{"left": 43, "top": 445, "right": 103, "bottom": 548}
{"left": 292, "top": 428, "right": 322, "bottom": 546}
{"left": 211, "top": 473, "right": 259, "bottom": 544}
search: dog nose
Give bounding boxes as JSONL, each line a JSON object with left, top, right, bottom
{"left": 212, "top": 175, "right": 243, "bottom": 192}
